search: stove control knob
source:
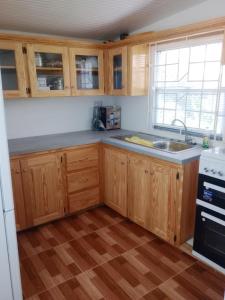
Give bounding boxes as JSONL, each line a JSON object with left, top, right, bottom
{"left": 218, "top": 171, "right": 223, "bottom": 177}
{"left": 211, "top": 169, "right": 217, "bottom": 174}
{"left": 204, "top": 167, "right": 209, "bottom": 173}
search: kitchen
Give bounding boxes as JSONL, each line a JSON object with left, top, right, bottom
{"left": 0, "top": 0, "right": 225, "bottom": 299}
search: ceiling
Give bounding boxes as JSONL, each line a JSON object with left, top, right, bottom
{"left": 0, "top": 0, "right": 206, "bottom": 40}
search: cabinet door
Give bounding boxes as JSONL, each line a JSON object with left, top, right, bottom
{"left": 0, "top": 41, "right": 27, "bottom": 98}
{"left": 128, "top": 155, "right": 151, "bottom": 228}
{"left": 128, "top": 44, "right": 149, "bottom": 96}
{"left": 21, "top": 153, "right": 65, "bottom": 226}
{"left": 69, "top": 48, "right": 104, "bottom": 96}
{"left": 27, "top": 44, "right": 70, "bottom": 97}
{"left": 148, "top": 162, "right": 176, "bottom": 243}
{"left": 103, "top": 147, "right": 127, "bottom": 216}
{"left": 10, "top": 160, "right": 27, "bottom": 231}
{"left": 108, "top": 47, "right": 127, "bottom": 95}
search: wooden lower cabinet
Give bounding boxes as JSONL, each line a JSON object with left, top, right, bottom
{"left": 128, "top": 154, "right": 151, "bottom": 228}
{"left": 65, "top": 144, "right": 100, "bottom": 214}
{"left": 10, "top": 159, "right": 27, "bottom": 230}
{"left": 147, "top": 161, "right": 177, "bottom": 243}
{"left": 103, "top": 145, "right": 198, "bottom": 246}
{"left": 103, "top": 146, "right": 127, "bottom": 217}
{"left": 20, "top": 153, "right": 65, "bottom": 226}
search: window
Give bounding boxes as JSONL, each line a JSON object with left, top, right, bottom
{"left": 150, "top": 35, "right": 225, "bottom": 139}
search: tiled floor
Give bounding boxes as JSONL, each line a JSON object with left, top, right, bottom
{"left": 17, "top": 206, "right": 225, "bottom": 300}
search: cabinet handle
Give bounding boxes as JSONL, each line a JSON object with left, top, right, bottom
{"left": 121, "top": 162, "right": 125, "bottom": 165}
{"left": 150, "top": 171, "right": 154, "bottom": 176}
{"left": 145, "top": 170, "right": 148, "bottom": 174}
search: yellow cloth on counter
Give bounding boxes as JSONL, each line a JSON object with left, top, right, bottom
{"left": 125, "top": 136, "right": 153, "bottom": 147}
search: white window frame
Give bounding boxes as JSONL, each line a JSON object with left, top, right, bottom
{"left": 148, "top": 34, "right": 225, "bottom": 142}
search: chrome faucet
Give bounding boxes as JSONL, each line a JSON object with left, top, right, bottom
{"left": 171, "top": 119, "right": 192, "bottom": 144}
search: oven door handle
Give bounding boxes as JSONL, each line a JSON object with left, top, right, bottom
{"left": 203, "top": 182, "right": 225, "bottom": 194}
{"left": 201, "top": 211, "right": 225, "bottom": 226}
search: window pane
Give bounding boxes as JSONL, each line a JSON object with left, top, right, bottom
{"left": 204, "top": 62, "right": 220, "bottom": 81}
{"left": 200, "top": 113, "right": 215, "bottom": 130}
{"left": 189, "top": 63, "right": 204, "bottom": 81}
{"left": 156, "top": 109, "right": 164, "bottom": 123}
{"left": 186, "top": 94, "right": 201, "bottom": 111}
{"left": 156, "top": 66, "right": 165, "bottom": 81}
{"left": 157, "top": 51, "right": 166, "bottom": 65}
{"left": 219, "top": 93, "right": 225, "bottom": 115}
{"left": 206, "top": 43, "right": 222, "bottom": 61}
{"left": 190, "top": 45, "right": 206, "bottom": 62}
{"left": 164, "top": 110, "right": 175, "bottom": 125}
{"left": 201, "top": 94, "right": 217, "bottom": 112}
{"left": 166, "top": 64, "right": 178, "bottom": 81}
{"left": 155, "top": 93, "right": 164, "bottom": 108}
{"left": 166, "top": 49, "right": 179, "bottom": 64}
{"left": 186, "top": 111, "right": 200, "bottom": 128}
{"left": 164, "top": 94, "right": 176, "bottom": 109}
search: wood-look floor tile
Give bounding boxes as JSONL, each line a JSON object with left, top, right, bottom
{"left": 123, "top": 238, "right": 196, "bottom": 283}
{"left": 143, "top": 262, "right": 225, "bottom": 300}
{"left": 20, "top": 248, "right": 81, "bottom": 298}
{"left": 18, "top": 206, "right": 124, "bottom": 259}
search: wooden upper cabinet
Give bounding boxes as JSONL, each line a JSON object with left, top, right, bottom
{"left": 103, "top": 146, "right": 127, "bottom": 216}
{"left": 128, "top": 154, "right": 151, "bottom": 228}
{"left": 0, "top": 41, "right": 27, "bottom": 98}
{"left": 27, "top": 44, "right": 70, "bottom": 97}
{"left": 20, "top": 153, "right": 65, "bottom": 226}
{"left": 10, "top": 159, "right": 27, "bottom": 231}
{"left": 128, "top": 44, "right": 149, "bottom": 96}
{"left": 108, "top": 47, "right": 127, "bottom": 96}
{"left": 69, "top": 48, "right": 104, "bottom": 96}
{"left": 147, "top": 161, "right": 177, "bottom": 243}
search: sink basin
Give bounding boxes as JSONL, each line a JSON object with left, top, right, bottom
{"left": 152, "top": 141, "right": 195, "bottom": 152}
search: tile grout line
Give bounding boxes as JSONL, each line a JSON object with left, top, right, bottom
{"left": 24, "top": 236, "right": 157, "bottom": 299}
{"left": 19, "top": 214, "right": 125, "bottom": 261}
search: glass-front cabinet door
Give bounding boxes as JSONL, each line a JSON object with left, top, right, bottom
{"left": 0, "top": 41, "right": 27, "bottom": 98}
{"left": 27, "top": 44, "right": 70, "bottom": 97}
{"left": 69, "top": 48, "right": 104, "bottom": 96}
{"left": 108, "top": 47, "right": 127, "bottom": 95}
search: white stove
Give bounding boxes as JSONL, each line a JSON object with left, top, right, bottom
{"left": 193, "top": 147, "right": 225, "bottom": 275}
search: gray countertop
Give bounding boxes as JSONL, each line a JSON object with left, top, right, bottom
{"left": 8, "top": 130, "right": 202, "bottom": 164}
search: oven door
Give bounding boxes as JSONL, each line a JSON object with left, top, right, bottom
{"left": 198, "top": 174, "right": 225, "bottom": 209}
{"left": 193, "top": 205, "right": 225, "bottom": 268}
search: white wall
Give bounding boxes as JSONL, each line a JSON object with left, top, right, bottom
{"left": 133, "top": 0, "right": 225, "bottom": 34}
{"left": 5, "top": 96, "right": 115, "bottom": 139}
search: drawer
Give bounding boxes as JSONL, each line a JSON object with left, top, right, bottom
{"left": 67, "top": 168, "right": 99, "bottom": 193}
{"left": 66, "top": 145, "right": 99, "bottom": 172}
{"left": 68, "top": 187, "right": 100, "bottom": 213}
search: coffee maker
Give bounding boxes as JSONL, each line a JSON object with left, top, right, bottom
{"left": 92, "top": 106, "right": 121, "bottom": 130}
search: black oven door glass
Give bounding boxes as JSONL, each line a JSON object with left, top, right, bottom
{"left": 193, "top": 206, "right": 225, "bottom": 268}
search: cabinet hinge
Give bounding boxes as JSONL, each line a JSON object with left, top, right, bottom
{"left": 26, "top": 87, "right": 31, "bottom": 94}
{"left": 174, "top": 235, "right": 177, "bottom": 242}
{"left": 22, "top": 47, "right": 27, "bottom": 54}
{"left": 176, "top": 172, "right": 179, "bottom": 180}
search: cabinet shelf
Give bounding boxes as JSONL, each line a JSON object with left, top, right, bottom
{"left": 0, "top": 65, "right": 16, "bottom": 69}
{"left": 76, "top": 68, "right": 99, "bottom": 72}
{"left": 36, "top": 67, "right": 63, "bottom": 71}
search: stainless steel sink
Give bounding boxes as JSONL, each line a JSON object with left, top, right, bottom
{"left": 152, "top": 140, "right": 195, "bottom": 152}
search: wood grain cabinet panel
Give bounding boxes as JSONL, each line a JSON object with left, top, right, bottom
{"left": 108, "top": 46, "right": 127, "bottom": 96}
{"left": 69, "top": 48, "right": 104, "bottom": 96}
{"left": 66, "top": 145, "right": 99, "bottom": 172}
{"left": 20, "top": 153, "right": 65, "bottom": 226}
{"left": 67, "top": 168, "right": 99, "bottom": 194}
{"left": 147, "top": 162, "right": 176, "bottom": 243}
{"left": 128, "top": 154, "right": 151, "bottom": 228}
{"left": 10, "top": 159, "right": 27, "bottom": 230}
{"left": 0, "top": 40, "right": 27, "bottom": 98}
{"left": 68, "top": 187, "right": 100, "bottom": 213}
{"left": 103, "top": 147, "right": 127, "bottom": 217}
{"left": 128, "top": 43, "right": 149, "bottom": 96}
{"left": 27, "top": 44, "right": 70, "bottom": 97}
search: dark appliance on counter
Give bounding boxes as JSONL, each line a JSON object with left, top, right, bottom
{"left": 92, "top": 106, "right": 121, "bottom": 130}
{"left": 193, "top": 147, "right": 225, "bottom": 275}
